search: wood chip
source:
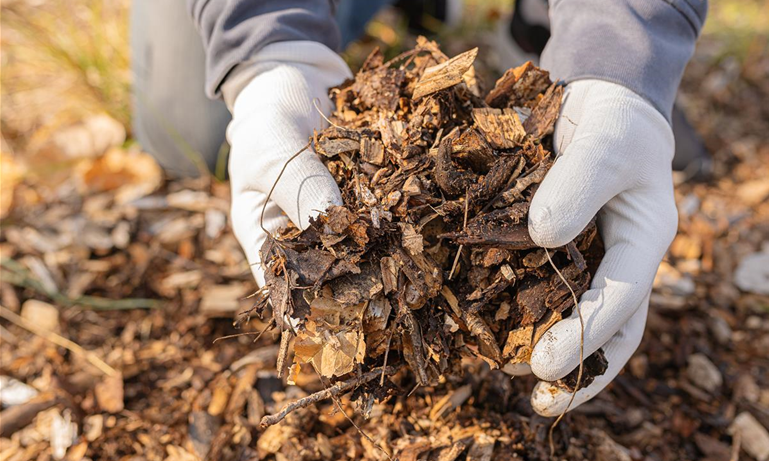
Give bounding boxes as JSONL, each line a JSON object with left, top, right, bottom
{"left": 413, "top": 48, "right": 479, "bottom": 100}
{"left": 472, "top": 108, "right": 526, "bottom": 148}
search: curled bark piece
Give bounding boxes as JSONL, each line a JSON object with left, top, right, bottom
{"left": 435, "top": 136, "right": 476, "bottom": 197}
{"left": 523, "top": 84, "right": 564, "bottom": 140}
{"left": 440, "top": 203, "right": 535, "bottom": 248}
{"left": 469, "top": 155, "right": 524, "bottom": 205}
{"left": 461, "top": 311, "right": 502, "bottom": 366}
{"left": 485, "top": 61, "right": 551, "bottom": 108}
{"left": 452, "top": 129, "right": 495, "bottom": 173}
{"left": 497, "top": 160, "right": 551, "bottom": 207}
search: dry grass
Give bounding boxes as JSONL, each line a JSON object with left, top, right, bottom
{"left": 703, "top": 0, "right": 769, "bottom": 63}
{"left": 1, "top": 0, "right": 131, "bottom": 153}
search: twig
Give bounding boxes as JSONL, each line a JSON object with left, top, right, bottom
{"left": 260, "top": 366, "right": 395, "bottom": 428}
{"left": 311, "top": 366, "right": 393, "bottom": 461}
{"left": 380, "top": 328, "right": 395, "bottom": 386}
{"left": 313, "top": 98, "right": 343, "bottom": 129}
{"left": 212, "top": 318, "right": 274, "bottom": 345}
{"left": 544, "top": 249, "right": 584, "bottom": 456}
{"left": 276, "top": 329, "right": 292, "bottom": 379}
{"left": 448, "top": 189, "right": 470, "bottom": 280}
{"left": 383, "top": 48, "right": 419, "bottom": 68}
{"left": 0, "top": 305, "right": 117, "bottom": 377}
{"left": 261, "top": 142, "right": 311, "bottom": 234}
{"left": 407, "top": 383, "right": 421, "bottom": 397}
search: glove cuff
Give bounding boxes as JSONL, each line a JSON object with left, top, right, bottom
{"left": 221, "top": 41, "right": 352, "bottom": 111}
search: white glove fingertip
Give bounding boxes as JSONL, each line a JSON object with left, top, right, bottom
{"left": 527, "top": 204, "right": 563, "bottom": 249}
{"left": 531, "top": 303, "right": 648, "bottom": 416}
{"left": 287, "top": 156, "right": 343, "bottom": 229}
{"left": 231, "top": 191, "right": 290, "bottom": 287}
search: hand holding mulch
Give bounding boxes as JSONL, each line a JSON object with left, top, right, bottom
{"left": 255, "top": 38, "right": 607, "bottom": 426}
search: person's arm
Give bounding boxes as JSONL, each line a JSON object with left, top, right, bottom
{"left": 188, "top": 0, "right": 342, "bottom": 99}
{"left": 519, "top": 0, "right": 708, "bottom": 416}
{"left": 187, "top": 0, "right": 350, "bottom": 285}
{"left": 541, "top": 0, "right": 707, "bottom": 122}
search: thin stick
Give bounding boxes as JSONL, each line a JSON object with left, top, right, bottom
{"left": 311, "top": 366, "right": 393, "bottom": 461}
{"left": 383, "top": 48, "right": 419, "bottom": 67}
{"left": 212, "top": 331, "right": 262, "bottom": 343}
{"left": 276, "top": 329, "right": 292, "bottom": 379}
{"left": 261, "top": 142, "right": 311, "bottom": 234}
{"left": 0, "top": 305, "right": 117, "bottom": 377}
{"left": 407, "top": 383, "right": 421, "bottom": 397}
{"left": 449, "top": 189, "right": 470, "bottom": 280}
{"left": 544, "top": 250, "right": 584, "bottom": 456}
{"left": 448, "top": 248, "right": 463, "bottom": 281}
{"left": 212, "top": 319, "right": 274, "bottom": 344}
{"left": 380, "top": 328, "right": 396, "bottom": 386}
{"left": 313, "top": 98, "right": 344, "bottom": 129}
{"left": 260, "top": 366, "right": 394, "bottom": 427}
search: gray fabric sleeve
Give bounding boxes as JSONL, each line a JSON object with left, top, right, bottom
{"left": 541, "top": 0, "right": 708, "bottom": 122}
{"left": 187, "top": 0, "right": 340, "bottom": 99}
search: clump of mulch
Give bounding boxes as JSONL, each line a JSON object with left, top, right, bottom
{"left": 255, "top": 38, "right": 606, "bottom": 428}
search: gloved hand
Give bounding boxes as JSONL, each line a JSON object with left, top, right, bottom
{"left": 508, "top": 79, "right": 678, "bottom": 416}
{"left": 223, "top": 42, "right": 352, "bottom": 286}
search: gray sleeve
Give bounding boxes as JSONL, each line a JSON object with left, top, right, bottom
{"left": 188, "top": 0, "right": 340, "bottom": 99}
{"left": 541, "top": 0, "right": 708, "bottom": 122}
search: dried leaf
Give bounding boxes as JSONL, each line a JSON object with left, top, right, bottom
{"left": 400, "top": 223, "right": 424, "bottom": 255}
{"left": 295, "top": 326, "right": 366, "bottom": 378}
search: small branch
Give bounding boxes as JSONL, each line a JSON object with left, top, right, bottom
{"left": 276, "top": 329, "right": 292, "bottom": 379}
{"left": 261, "top": 142, "right": 310, "bottom": 234}
{"left": 311, "top": 365, "right": 393, "bottom": 461}
{"left": 0, "top": 305, "right": 117, "bottom": 377}
{"left": 449, "top": 189, "right": 470, "bottom": 280}
{"left": 260, "top": 366, "right": 395, "bottom": 428}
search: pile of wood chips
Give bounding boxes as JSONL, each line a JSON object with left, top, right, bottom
{"left": 256, "top": 39, "right": 606, "bottom": 426}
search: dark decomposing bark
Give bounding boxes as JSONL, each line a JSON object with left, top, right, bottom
{"left": 257, "top": 39, "right": 606, "bottom": 424}
{"left": 557, "top": 349, "right": 609, "bottom": 392}
{"left": 485, "top": 61, "right": 551, "bottom": 108}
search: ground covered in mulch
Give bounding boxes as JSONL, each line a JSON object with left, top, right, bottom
{"left": 2, "top": 23, "right": 769, "bottom": 461}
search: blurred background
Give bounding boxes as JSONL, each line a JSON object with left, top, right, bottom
{"left": 1, "top": 1, "right": 768, "bottom": 460}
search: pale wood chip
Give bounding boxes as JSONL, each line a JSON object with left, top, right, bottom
{"left": 472, "top": 108, "right": 526, "bottom": 148}
{"left": 413, "top": 48, "right": 479, "bottom": 100}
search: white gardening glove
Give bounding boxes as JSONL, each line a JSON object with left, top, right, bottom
{"left": 518, "top": 80, "right": 679, "bottom": 416}
{"left": 223, "top": 42, "right": 352, "bottom": 286}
